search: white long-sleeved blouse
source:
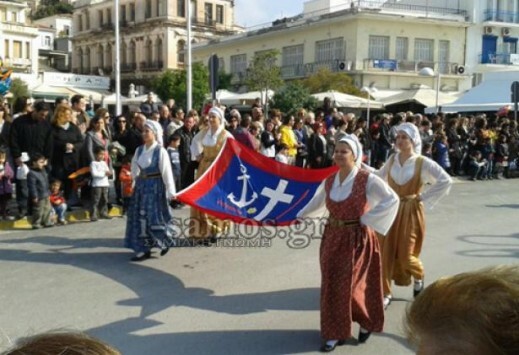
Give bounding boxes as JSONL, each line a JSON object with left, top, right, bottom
{"left": 131, "top": 142, "right": 176, "bottom": 199}
{"left": 190, "top": 126, "right": 234, "bottom": 161}
{"left": 297, "top": 167, "right": 400, "bottom": 236}
{"left": 374, "top": 153, "right": 452, "bottom": 210}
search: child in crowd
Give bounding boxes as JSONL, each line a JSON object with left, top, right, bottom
{"left": 167, "top": 134, "right": 182, "bottom": 208}
{"left": 480, "top": 137, "right": 494, "bottom": 180}
{"left": 118, "top": 155, "right": 133, "bottom": 215}
{"left": 467, "top": 150, "right": 487, "bottom": 181}
{"left": 494, "top": 134, "right": 509, "bottom": 179}
{"left": 27, "top": 154, "right": 53, "bottom": 229}
{"left": 49, "top": 180, "right": 68, "bottom": 225}
{"left": 0, "top": 148, "right": 14, "bottom": 220}
{"left": 90, "top": 146, "right": 112, "bottom": 221}
{"left": 422, "top": 142, "right": 433, "bottom": 159}
{"left": 433, "top": 133, "right": 451, "bottom": 174}
{"left": 275, "top": 143, "right": 289, "bottom": 164}
{"left": 15, "top": 152, "right": 30, "bottom": 219}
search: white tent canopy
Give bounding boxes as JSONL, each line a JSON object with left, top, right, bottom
{"left": 69, "top": 87, "right": 112, "bottom": 104}
{"left": 123, "top": 93, "right": 163, "bottom": 105}
{"left": 312, "top": 90, "right": 384, "bottom": 109}
{"left": 381, "top": 86, "right": 458, "bottom": 109}
{"left": 217, "top": 89, "right": 274, "bottom": 106}
{"left": 206, "top": 89, "right": 240, "bottom": 105}
{"left": 101, "top": 93, "right": 128, "bottom": 106}
{"left": 425, "top": 72, "right": 518, "bottom": 113}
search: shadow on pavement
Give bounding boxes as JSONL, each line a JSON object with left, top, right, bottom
{"left": 456, "top": 233, "right": 519, "bottom": 258}
{"left": 88, "top": 326, "right": 322, "bottom": 355}
{"left": 485, "top": 204, "right": 519, "bottom": 209}
{"left": 0, "top": 247, "right": 321, "bottom": 316}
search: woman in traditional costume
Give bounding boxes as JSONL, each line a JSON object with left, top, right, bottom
{"left": 124, "top": 120, "right": 176, "bottom": 261}
{"left": 189, "top": 107, "right": 233, "bottom": 244}
{"left": 298, "top": 134, "right": 399, "bottom": 352}
{"left": 375, "top": 122, "right": 452, "bottom": 308}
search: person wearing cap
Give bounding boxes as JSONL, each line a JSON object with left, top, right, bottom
{"left": 189, "top": 106, "right": 233, "bottom": 244}
{"left": 374, "top": 122, "right": 452, "bottom": 309}
{"left": 124, "top": 120, "right": 176, "bottom": 262}
{"left": 298, "top": 134, "right": 399, "bottom": 352}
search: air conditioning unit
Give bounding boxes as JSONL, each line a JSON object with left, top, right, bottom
{"left": 502, "top": 27, "right": 511, "bottom": 36}
{"left": 484, "top": 26, "right": 494, "bottom": 35}
{"left": 337, "top": 60, "right": 351, "bottom": 71}
{"left": 455, "top": 65, "right": 466, "bottom": 75}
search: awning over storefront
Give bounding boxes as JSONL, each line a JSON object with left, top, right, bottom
{"left": 30, "top": 84, "right": 77, "bottom": 102}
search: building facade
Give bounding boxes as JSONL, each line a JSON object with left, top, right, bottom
{"left": 0, "top": 0, "right": 39, "bottom": 75}
{"left": 193, "top": 0, "right": 473, "bottom": 98}
{"left": 466, "top": 0, "right": 519, "bottom": 84}
{"left": 71, "top": 0, "right": 242, "bottom": 93}
{"left": 33, "top": 14, "right": 73, "bottom": 72}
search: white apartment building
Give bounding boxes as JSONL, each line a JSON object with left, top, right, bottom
{"left": 192, "top": 0, "right": 471, "bottom": 103}
{"left": 0, "top": 0, "right": 39, "bottom": 76}
{"left": 33, "top": 14, "right": 73, "bottom": 71}
{"left": 466, "top": 0, "right": 519, "bottom": 82}
{"left": 71, "top": 0, "right": 242, "bottom": 93}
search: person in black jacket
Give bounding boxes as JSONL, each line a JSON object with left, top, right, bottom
{"left": 50, "top": 105, "right": 83, "bottom": 202}
{"left": 9, "top": 101, "right": 53, "bottom": 167}
{"left": 0, "top": 103, "right": 11, "bottom": 149}
{"left": 377, "top": 114, "right": 392, "bottom": 167}
{"left": 119, "top": 112, "right": 145, "bottom": 156}
{"left": 174, "top": 114, "right": 197, "bottom": 190}
{"left": 307, "top": 122, "right": 328, "bottom": 169}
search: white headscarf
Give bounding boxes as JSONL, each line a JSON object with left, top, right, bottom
{"left": 338, "top": 134, "right": 363, "bottom": 168}
{"left": 205, "top": 106, "right": 226, "bottom": 139}
{"left": 145, "top": 119, "right": 164, "bottom": 146}
{"left": 209, "top": 107, "right": 225, "bottom": 126}
{"left": 397, "top": 122, "right": 422, "bottom": 154}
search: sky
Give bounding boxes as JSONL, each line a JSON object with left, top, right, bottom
{"left": 234, "top": 0, "right": 305, "bottom": 28}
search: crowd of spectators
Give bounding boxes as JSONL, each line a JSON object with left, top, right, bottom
{"left": 0, "top": 92, "right": 518, "bottom": 225}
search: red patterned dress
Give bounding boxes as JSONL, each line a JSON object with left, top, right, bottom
{"left": 320, "top": 169, "right": 384, "bottom": 340}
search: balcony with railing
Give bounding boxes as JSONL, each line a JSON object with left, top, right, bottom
{"left": 362, "top": 59, "right": 461, "bottom": 75}
{"left": 140, "top": 61, "right": 164, "bottom": 71}
{"left": 377, "top": 1, "right": 467, "bottom": 18}
{"left": 483, "top": 9, "right": 518, "bottom": 23}
{"left": 279, "top": 60, "right": 350, "bottom": 79}
{"left": 121, "top": 63, "right": 137, "bottom": 72}
{"left": 479, "top": 52, "right": 519, "bottom": 65}
{"left": 101, "top": 22, "right": 114, "bottom": 31}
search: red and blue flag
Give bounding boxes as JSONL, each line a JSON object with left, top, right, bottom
{"left": 176, "top": 139, "right": 337, "bottom": 225}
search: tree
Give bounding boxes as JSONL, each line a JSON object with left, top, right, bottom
{"left": 303, "top": 67, "right": 363, "bottom": 96}
{"left": 245, "top": 49, "right": 283, "bottom": 94}
{"left": 271, "top": 81, "right": 319, "bottom": 116}
{"left": 9, "top": 78, "right": 30, "bottom": 103}
{"left": 32, "top": 0, "right": 73, "bottom": 20}
{"left": 217, "top": 70, "right": 233, "bottom": 91}
{"left": 152, "top": 62, "right": 209, "bottom": 111}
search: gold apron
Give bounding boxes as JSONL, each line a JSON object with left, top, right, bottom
{"left": 189, "top": 129, "right": 231, "bottom": 239}
{"left": 379, "top": 155, "right": 425, "bottom": 296}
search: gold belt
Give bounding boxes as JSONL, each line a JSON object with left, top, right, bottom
{"left": 327, "top": 217, "right": 360, "bottom": 228}
{"left": 400, "top": 194, "right": 418, "bottom": 201}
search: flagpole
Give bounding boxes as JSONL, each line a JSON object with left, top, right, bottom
{"left": 114, "top": 0, "right": 121, "bottom": 115}
{"left": 186, "top": 0, "right": 192, "bottom": 111}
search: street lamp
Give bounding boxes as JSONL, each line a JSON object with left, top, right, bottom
{"left": 419, "top": 67, "right": 440, "bottom": 114}
{"left": 361, "top": 84, "right": 377, "bottom": 128}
